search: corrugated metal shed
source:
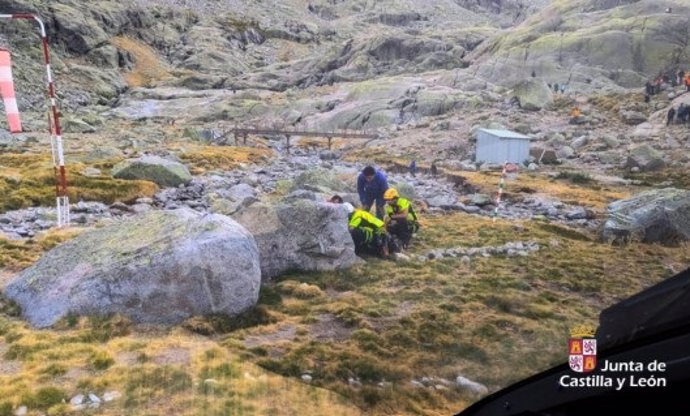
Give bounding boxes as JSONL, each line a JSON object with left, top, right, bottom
{"left": 475, "top": 128, "right": 532, "bottom": 164}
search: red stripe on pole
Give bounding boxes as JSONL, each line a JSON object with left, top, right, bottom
{"left": 58, "top": 165, "right": 67, "bottom": 195}
{"left": 41, "top": 37, "right": 50, "bottom": 65}
{"left": 0, "top": 50, "right": 22, "bottom": 133}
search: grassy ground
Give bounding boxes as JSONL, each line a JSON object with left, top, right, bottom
{"left": 0, "top": 313, "right": 360, "bottom": 416}
{"left": 220, "top": 213, "right": 687, "bottom": 415}
{"left": 1, "top": 211, "right": 687, "bottom": 415}
{"left": 0, "top": 152, "right": 158, "bottom": 214}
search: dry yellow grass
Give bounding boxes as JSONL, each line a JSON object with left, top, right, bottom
{"left": 0, "top": 228, "right": 83, "bottom": 271}
{"left": 0, "top": 316, "right": 362, "bottom": 416}
{"left": 454, "top": 170, "right": 630, "bottom": 209}
{"left": 0, "top": 153, "right": 158, "bottom": 213}
{"left": 111, "top": 36, "right": 173, "bottom": 88}
{"left": 178, "top": 145, "right": 274, "bottom": 174}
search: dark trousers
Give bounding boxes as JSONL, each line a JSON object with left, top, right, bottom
{"left": 387, "top": 219, "right": 418, "bottom": 248}
{"left": 351, "top": 228, "right": 388, "bottom": 257}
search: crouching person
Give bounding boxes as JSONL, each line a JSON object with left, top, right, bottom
{"left": 383, "top": 188, "right": 419, "bottom": 249}
{"left": 347, "top": 205, "right": 392, "bottom": 258}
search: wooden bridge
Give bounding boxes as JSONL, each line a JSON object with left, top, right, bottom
{"left": 216, "top": 126, "right": 380, "bottom": 154}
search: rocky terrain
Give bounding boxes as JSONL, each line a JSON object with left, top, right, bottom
{"left": 0, "top": 0, "right": 689, "bottom": 415}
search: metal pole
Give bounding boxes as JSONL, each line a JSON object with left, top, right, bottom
{"left": 0, "top": 13, "right": 69, "bottom": 226}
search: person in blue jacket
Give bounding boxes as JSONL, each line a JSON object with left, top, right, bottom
{"left": 357, "top": 166, "right": 389, "bottom": 219}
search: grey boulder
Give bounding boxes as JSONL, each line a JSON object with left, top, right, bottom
{"left": 4, "top": 208, "right": 261, "bottom": 328}
{"left": 624, "top": 145, "right": 665, "bottom": 172}
{"left": 512, "top": 79, "right": 553, "bottom": 111}
{"left": 112, "top": 155, "right": 192, "bottom": 187}
{"left": 233, "top": 199, "right": 359, "bottom": 280}
{"left": 602, "top": 188, "right": 690, "bottom": 245}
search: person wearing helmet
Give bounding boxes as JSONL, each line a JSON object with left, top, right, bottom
{"left": 329, "top": 195, "right": 390, "bottom": 258}
{"left": 383, "top": 188, "right": 419, "bottom": 249}
{"left": 357, "top": 166, "right": 389, "bottom": 220}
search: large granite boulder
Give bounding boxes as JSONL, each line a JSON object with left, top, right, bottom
{"left": 512, "top": 79, "right": 554, "bottom": 111}
{"left": 112, "top": 156, "right": 193, "bottom": 187}
{"left": 624, "top": 145, "right": 665, "bottom": 172}
{"left": 4, "top": 208, "right": 261, "bottom": 328}
{"left": 602, "top": 188, "right": 690, "bottom": 245}
{"left": 233, "top": 199, "right": 359, "bottom": 280}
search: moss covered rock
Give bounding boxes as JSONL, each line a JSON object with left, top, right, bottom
{"left": 112, "top": 156, "right": 192, "bottom": 187}
{"left": 4, "top": 208, "right": 261, "bottom": 327}
{"left": 512, "top": 79, "right": 554, "bottom": 111}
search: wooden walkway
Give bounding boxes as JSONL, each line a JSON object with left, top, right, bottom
{"left": 217, "top": 126, "right": 380, "bottom": 153}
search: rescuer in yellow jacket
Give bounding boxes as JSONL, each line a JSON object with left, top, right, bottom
{"left": 347, "top": 206, "right": 390, "bottom": 258}
{"left": 383, "top": 188, "right": 419, "bottom": 249}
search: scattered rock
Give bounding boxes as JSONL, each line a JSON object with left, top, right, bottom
{"left": 393, "top": 252, "right": 411, "bottom": 262}
{"left": 620, "top": 111, "right": 647, "bottom": 125}
{"left": 456, "top": 376, "right": 488, "bottom": 395}
{"left": 556, "top": 146, "right": 575, "bottom": 159}
{"left": 624, "top": 145, "right": 665, "bottom": 172}
{"left": 102, "top": 391, "right": 122, "bottom": 402}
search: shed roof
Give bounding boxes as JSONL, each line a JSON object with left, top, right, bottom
{"left": 478, "top": 128, "right": 532, "bottom": 140}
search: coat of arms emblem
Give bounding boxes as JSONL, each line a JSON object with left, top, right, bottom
{"left": 569, "top": 325, "right": 597, "bottom": 373}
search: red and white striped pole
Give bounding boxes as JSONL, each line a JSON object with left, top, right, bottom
{"left": 492, "top": 161, "right": 519, "bottom": 222}
{"left": 0, "top": 13, "right": 69, "bottom": 226}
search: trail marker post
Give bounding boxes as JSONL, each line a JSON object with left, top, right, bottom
{"left": 0, "top": 13, "right": 69, "bottom": 226}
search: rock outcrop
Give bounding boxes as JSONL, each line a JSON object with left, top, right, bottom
{"left": 4, "top": 208, "right": 261, "bottom": 327}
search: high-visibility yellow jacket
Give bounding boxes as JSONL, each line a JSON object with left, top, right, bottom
{"left": 349, "top": 209, "right": 385, "bottom": 230}
{"left": 349, "top": 209, "right": 385, "bottom": 243}
{"left": 385, "top": 197, "right": 417, "bottom": 222}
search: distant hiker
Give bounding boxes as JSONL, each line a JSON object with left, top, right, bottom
{"left": 430, "top": 162, "right": 438, "bottom": 177}
{"left": 685, "top": 73, "right": 690, "bottom": 92}
{"left": 348, "top": 206, "right": 392, "bottom": 258}
{"left": 645, "top": 80, "right": 653, "bottom": 96}
{"left": 409, "top": 160, "right": 417, "bottom": 177}
{"left": 560, "top": 84, "right": 566, "bottom": 94}
{"left": 667, "top": 106, "right": 676, "bottom": 126}
{"left": 357, "top": 166, "right": 389, "bottom": 220}
{"left": 383, "top": 188, "right": 419, "bottom": 250}
{"left": 553, "top": 82, "right": 559, "bottom": 93}
{"left": 569, "top": 106, "right": 582, "bottom": 124}
{"left": 531, "top": 70, "right": 536, "bottom": 78}
{"left": 677, "top": 70, "right": 684, "bottom": 86}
